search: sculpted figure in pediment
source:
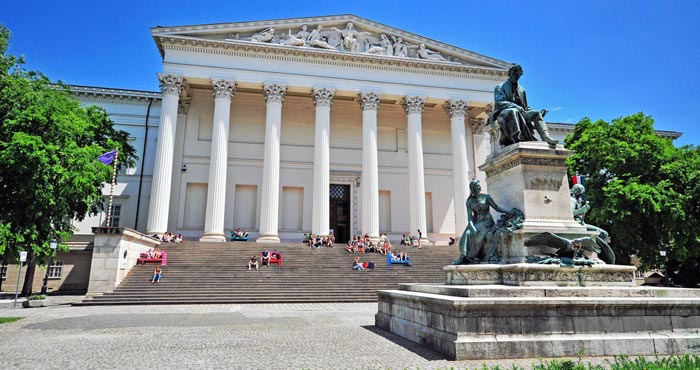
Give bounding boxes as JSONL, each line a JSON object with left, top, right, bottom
{"left": 249, "top": 27, "right": 275, "bottom": 43}
{"left": 391, "top": 36, "right": 417, "bottom": 57}
{"left": 364, "top": 34, "right": 393, "bottom": 56}
{"left": 417, "top": 43, "right": 446, "bottom": 61}
{"left": 332, "top": 22, "right": 371, "bottom": 52}
{"left": 281, "top": 29, "right": 306, "bottom": 46}
{"left": 295, "top": 25, "right": 310, "bottom": 40}
{"left": 306, "top": 25, "right": 337, "bottom": 50}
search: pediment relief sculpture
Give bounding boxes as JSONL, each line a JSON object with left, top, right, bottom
{"left": 224, "top": 22, "right": 456, "bottom": 63}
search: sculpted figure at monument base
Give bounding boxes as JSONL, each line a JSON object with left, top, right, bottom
{"left": 453, "top": 180, "right": 523, "bottom": 265}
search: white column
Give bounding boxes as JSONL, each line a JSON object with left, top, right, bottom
{"left": 311, "top": 88, "right": 335, "bottom": 236}
{"left": 257, "top": 83, "right": 287, "bottom": 243}
{"left": 401, "top": 96, "right": 428, "bottom": 242}
{"left": 444, "top": 99, "right": 470, "bottom": 235}
{"left": 200, "top": 79, "right": 236, "bottom": 242}
{"left": 359, "top": 92, "right": 381, "bottom": 240}
{"left": 471, "top": 111, "right": 491, "bottom": 190}
{"left": 146, "top": 74, "right": 183, "bottom": 235}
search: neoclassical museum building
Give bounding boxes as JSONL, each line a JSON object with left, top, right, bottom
{"left": 67, "top": 14, "right": 673, "bottom": 246}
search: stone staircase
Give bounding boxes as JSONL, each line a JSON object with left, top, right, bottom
{"left": 76, "top": 241, "right": 457, "bottom": 305}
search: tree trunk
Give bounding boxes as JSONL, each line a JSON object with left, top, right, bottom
{"left": 0, "top": 257, "right": 5, "bottom": 292}
{"left": 20, "top": 249, "right": 36, "bottom": 297}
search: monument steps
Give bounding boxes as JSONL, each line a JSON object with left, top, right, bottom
{"left": 76, "top": 240, "right": 456, "bottom": 305}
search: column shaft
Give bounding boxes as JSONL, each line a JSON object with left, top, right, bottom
{"left": 359, "top": 92, "right": 381, "bottom": 239}
{"left": 258, "top": 84, "right": 286, "bottom": 243}
{"left": 445, "top": 99, "right": 470, "bottom": 234}
{"left": 146, "top": 74, "right": 183, "bottom": 235}
{"left": 201, "top": 79, "right": 235, "bottom": 242}
{"left": 311, "top": 88, "right": 334, "bottom": 236}
{"left": 402, "top": 97, "right": 428, "bottom": 241}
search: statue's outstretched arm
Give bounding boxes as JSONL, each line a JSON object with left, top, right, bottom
{"left": 486, "top": 195, "right": 510, "bottom": 214}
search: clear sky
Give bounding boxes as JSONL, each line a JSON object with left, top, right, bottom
{"left": 3, "top": 0, "right": 699, "bottom": 145}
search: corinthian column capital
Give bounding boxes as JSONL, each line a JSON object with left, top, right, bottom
{"left": 263, "top": 83, "right": 287, "bottom": 104}
{"left": 211, "top": 79, "right": 236, "bottom": 100}
{"left": 401, "top": 96, "right": 425, "bottom": 115}
{"left": 443, "top": 99, "right": 469, "bottom": 118}
{"left": 157, "top": 73, "right": 184, "bottom": 96}
{"left": 358, "top": 92, "right": 382, "bottom": 111}
{"left": 312, "top": 87, "right": 336, "bottom": 107}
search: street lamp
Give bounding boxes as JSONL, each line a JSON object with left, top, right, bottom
{"left": 659, "top": 250, "right": 668, "bottom": 287}
{"left": 40, "top": 239, "right": 58, "bottom": 295}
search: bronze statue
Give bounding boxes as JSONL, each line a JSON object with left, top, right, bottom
{"left": 488, "top": 64, "right": 558, "bottom": 147}
{"left": 570, "top": 184, "right": 615, "bottom": 264}
{"left": 453, "top": 180, "right": 523, "bottom": 264}
{"left": 524, "top": 232, "right": 601, "bottom": 266}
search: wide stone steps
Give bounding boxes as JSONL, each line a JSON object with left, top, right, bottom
{"left": 77, "top": 241, "right": 456, "bottom": 305}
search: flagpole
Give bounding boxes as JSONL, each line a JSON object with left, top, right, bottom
{"left": 106, "top": 147, "right": 119, "bottom": 228}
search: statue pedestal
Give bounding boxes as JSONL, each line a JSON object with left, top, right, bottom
{"left": 480, "top": 142, "right": 594, "bottom": 263}
{"left": 376, "top": 283, "right": 700, "bottom": 360}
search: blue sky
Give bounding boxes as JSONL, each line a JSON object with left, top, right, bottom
{"left": 3, "top": 0, "right": 699, "bottom": 145}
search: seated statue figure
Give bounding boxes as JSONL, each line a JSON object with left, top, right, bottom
{"left": 487, "top": 64, "right": 558, "bottom": 147}
{"left": 570, "top": 184, "right": 615, "bottom": 264}
{"left": 453, "top": 180, "right": 522, "bottom": 264}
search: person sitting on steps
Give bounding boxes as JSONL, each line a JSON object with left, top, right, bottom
{"left": 352, "top": 256, "right": 365, "bottom": 271}
{"left": 151, "top": 266, "right": 162, "bottom": 283}
{"left": 248, "top": 255, "right": 259, "bottom": 270}
{"left": 261, "top": 248, "right": 271, "bottom": 266}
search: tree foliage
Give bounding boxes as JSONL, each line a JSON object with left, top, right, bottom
{"left": 565, "top": 113, "right": 700, "bottom": 287}
{"left": 0, "top": 25, "right": 137, "bottom": 295}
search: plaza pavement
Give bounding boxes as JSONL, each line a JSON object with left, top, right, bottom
{"left": 0, "top": 295, "right": 615, "bottom": 370}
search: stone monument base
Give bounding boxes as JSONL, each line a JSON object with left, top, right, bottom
{"left": 376, "top": 280, "right": 700, "bottom": 360}
{"left": 444, "top": 264, "right": 637, "bottom": 287}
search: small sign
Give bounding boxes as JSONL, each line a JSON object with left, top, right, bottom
{"left": 19, "top": 251, "right": 27, "bottom": 262}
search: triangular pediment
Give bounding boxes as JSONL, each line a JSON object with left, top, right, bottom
{"left": 151, "top": 14, "right": 511, "bottom": 72}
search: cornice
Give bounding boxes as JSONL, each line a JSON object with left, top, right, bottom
{"left": 159, "top": 40, "right": 507, "bottom": 81}
{"left": 69, "top": 85, "right": 161, "bottom": 104}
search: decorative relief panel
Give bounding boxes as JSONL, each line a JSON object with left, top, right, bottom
{"left": 223, "top": 22, "right": 457, "bottom": 64}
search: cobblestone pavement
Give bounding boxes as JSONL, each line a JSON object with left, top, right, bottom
{"left": 0, "top": 295, "right": 615, "bottom": 370}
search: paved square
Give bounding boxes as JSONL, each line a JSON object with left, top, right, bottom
{"left": 0, "top": 296, "right": 612, "bottom": 369}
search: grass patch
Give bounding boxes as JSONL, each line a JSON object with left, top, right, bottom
{"left": 0, "top": 317, "right": 23, "bottom": 324}
{"left": 463, "top": 354, "right": 700, "bottom": 370}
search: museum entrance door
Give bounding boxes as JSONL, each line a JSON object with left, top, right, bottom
{"left": 329, "top": 184, "right": 350, "bottom": 243}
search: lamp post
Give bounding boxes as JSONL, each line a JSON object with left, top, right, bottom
{"left": 659, "top": 250, "right": 668, "bottom": 287}
{"left": 40, "top": 239, "right": 58, "bottom": 295}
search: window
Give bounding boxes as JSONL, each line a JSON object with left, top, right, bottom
{"left": 1, "top": 262, "right": 7, "bottom": 280}
{"left": 111, "top": 205, "right": 122, "bottom": 227}
{"left": 47, "top": 262, "right": 63, "bottom": 279}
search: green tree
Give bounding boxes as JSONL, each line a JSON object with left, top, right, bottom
{"left": 0, "top": 25, "right": 137, "bottom": 296}
{"left": 565, "top": 113, "right": 700, "bottom": 287}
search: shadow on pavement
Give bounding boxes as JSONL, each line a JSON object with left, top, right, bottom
{"left": 361, "top": 325, "right": 446, "bottom": 361}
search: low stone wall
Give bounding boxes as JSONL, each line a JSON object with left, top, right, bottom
{"left": 376, "top": 284, "right": 700, "bottom": 360}
{"left": 86, "top": 227, "right": 160, "bottom": 296}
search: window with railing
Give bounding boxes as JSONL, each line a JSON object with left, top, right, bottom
{"left": 47, "top": 262, "right": 63, "bottom": 279}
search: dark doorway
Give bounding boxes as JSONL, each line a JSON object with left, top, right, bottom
{"left": 329, "top": 184, "right": 350, "bottom": 243}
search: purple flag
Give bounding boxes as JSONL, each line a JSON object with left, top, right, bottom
{"left": 97, "top": 150, "right": 118, "bottom": 165}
